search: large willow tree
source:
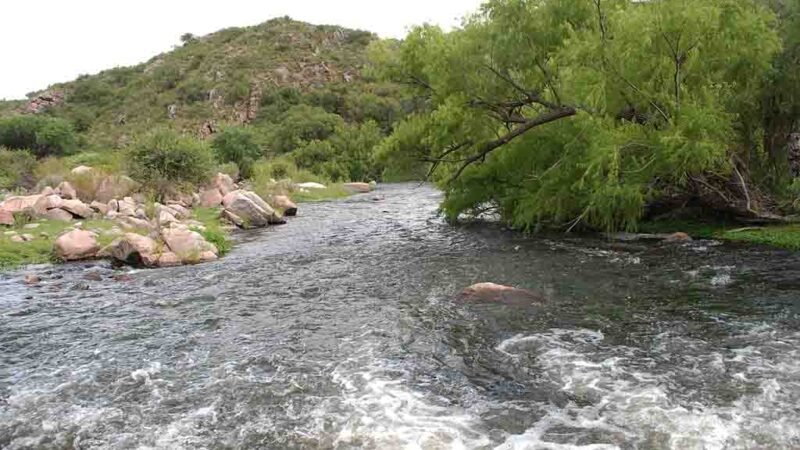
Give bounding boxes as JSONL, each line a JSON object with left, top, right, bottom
{"left": 373, "top": 0, "right": 785, "bottom": 231}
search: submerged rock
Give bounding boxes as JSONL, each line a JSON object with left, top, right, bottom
{"left": 456, "top": 282, "right": 545, "bottom": 306}
{"left": 0, "top": 208, "right": 14, "bottom": 226}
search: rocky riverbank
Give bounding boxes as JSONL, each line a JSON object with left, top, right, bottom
{"left": 0, "top": 167, "right": 375, "bottom": 270}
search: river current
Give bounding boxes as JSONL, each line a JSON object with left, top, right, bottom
{"left": 2, "top": 183, "right": 799, "bottom": 449}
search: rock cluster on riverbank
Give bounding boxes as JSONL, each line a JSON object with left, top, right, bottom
{"left": 0, "top": 168, "right": 375, "bottom": 270}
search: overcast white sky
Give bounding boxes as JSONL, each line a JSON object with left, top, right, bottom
{"left": 0, "top": 0, "right": 484, "bottom": 100}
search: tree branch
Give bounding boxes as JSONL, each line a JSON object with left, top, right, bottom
{"left": 447, "top": 106, "right": 577, "bottom": 184}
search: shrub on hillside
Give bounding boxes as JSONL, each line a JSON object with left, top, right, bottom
{"left": 127, "top": 129, "right": 213, "bottom": 199}
{"left": 0, "top": 148, "right": 37, "bottom": 190}
{"left": 0, "top": 115, "right": 78, "bottom": 158}
{"left": 266, "top": 105, "right": 344, "bottom": 154}
{"left": 211, "top": 127, "right": 262, "bottom": 180}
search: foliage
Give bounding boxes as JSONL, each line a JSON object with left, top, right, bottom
{"left": 211, "top": 126, "right": 262, "bottom": 179}
{"left": 127, "top": 129, "right": 213, "bottom": 199}
{"left": 192, "top": 207, "right": 232, "bottom": 256}
{"left": 0, "top": 148, "right": 37, "bottom": 190}
{"left": 265, "top": 105, "right": 344, "bottom": 154}
{"left": 0, "top": 115, "right": 78, "bottom": 158}
{"left": 378, "top": 0, "right": 784, "bottom": 231}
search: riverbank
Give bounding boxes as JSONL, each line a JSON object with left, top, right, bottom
{"left": 639, "top": 220, "right": 800, "bottom": 250}
{"left": 0, "top": 179, "right": 368, "bottom": 271}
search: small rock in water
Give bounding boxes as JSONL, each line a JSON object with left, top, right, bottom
{"left": 456, "top": 282, "right": 546, "bottom": 306}
{"left": 70, "top": 281, "right": 91, "bottom": 291}
{"left": 23, "top": 274, "right": 40, "bottom": 285}
{"left": 112, "top": 273, "right": 133, "bottom": 282}
{"left": 664, "top": 232, "right": 692, "bottom": 242}
{"left": 83, "top": 271, "right": 103, "bottom": 282}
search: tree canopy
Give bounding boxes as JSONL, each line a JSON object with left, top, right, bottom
{"left": 376, "top": 0, "right": 789, "bottom": 231}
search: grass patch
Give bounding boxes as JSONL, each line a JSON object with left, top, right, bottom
{"left": 0, "top": 219, "right": 120, "bottom": 270}
{"left": 639, "top": 219, "right": 800, "bottom": 251}
{"left": 719, "top": 225, "right": 800, "bottom": 250}
{"left": 192, "top": 207, "right": 232, "bottom": 256}
{"left": 290, "top": 184, "right": 351, "bottom": 202}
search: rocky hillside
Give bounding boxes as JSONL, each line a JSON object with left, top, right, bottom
{"left": 0, "top": 17, "right": 402, "bottom": 149}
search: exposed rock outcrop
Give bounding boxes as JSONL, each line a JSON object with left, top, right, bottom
{"left": 23, "top": 90, "right": 65, "bottom": 114}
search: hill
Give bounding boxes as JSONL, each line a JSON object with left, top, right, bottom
{"left": 0, "top": 17, "right": 406, "bottom": 151}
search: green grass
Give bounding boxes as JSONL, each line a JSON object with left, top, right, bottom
{"left": 639, "top": 219, "right": 800, "bottom": 251}
{"left": 0, "top": 219, "right": 121, "bottom": 270}
{"left": 192, "top": 207, "right": 232, "bottom": 256}
{"left": 719, "top": 225, "right": 800, "bottom": 250}
{"left": 290, "top": 184, "right": 351, "bottom": 202}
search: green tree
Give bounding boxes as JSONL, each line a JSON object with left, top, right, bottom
{"left": 266, "top": 105, "right": 344, "bottom": 154}
{"left": 0, "top": 115, "right": 78, "bottom": 158}
{"left": 128, "top": 129, "right": 213, "bottom": 199}
{"left": 378, "top": 0, "right": 781, "bottom": 231}
{"left": 211, "top": 127, "right": 262, "bottom": 179}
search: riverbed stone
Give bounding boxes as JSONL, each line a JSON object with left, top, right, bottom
{"left": 36, "top": 194, "right": 64, "bottom": 211}
{"left": 343, "top": 182, "right": 371, "bottom": 193}
{"left": 54, "top": 229, "right": 100, "bottom": 261}
{"left": 89, "top": 201, "right": 108, "bottom": 215}
{"left": 104, "top": 233, "right": 161, "bottom": 267}
{"left": 271, "top": 195, "right": 298, "bottom": 216}
{"left": 161, "top": 228, "right": 217, "bottom": 262}
{"left": 456, "top": 282, "right": 545, "bottom": 306}
{"left": 212, "top": 173, "right": 236, "bottom": 195}
{"left": 222, "top": 190, "right": 283, "bottom": 228}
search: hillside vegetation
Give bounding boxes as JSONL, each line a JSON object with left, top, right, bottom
{"left": 2, "top": 2, "right": 800, "bottom": 250}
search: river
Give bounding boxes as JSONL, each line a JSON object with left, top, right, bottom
{"left": 1, "top": 183, "right": 799, "bottom": 449}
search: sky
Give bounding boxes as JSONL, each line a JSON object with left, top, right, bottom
{"left": 0, "top": 0, "right": 484, "bottom": 100}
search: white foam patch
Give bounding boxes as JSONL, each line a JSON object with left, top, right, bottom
{"left": 494, "top": 328, "right": 800, "bottom": 449}
{"left": 329, "top": 341, "right": 491, "bottom": 449}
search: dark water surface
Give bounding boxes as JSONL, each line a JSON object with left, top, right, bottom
{"left": 2, "top": 183, "right": 799, "bottom": 449}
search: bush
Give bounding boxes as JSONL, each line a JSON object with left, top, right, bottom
{"left": 265, "top": 105, "right": 344, "bottom": 154}
{"left": 0, "top": 148, "right": 37, "bottom": 190}
{"left": 211, "top": 127, "right": 262, "bottom": 179}
{"left": 0, "top": 115, "right": 78, "bottom": 158}
{"left": 127, "top": 129, "right": 213, "bottom": 199}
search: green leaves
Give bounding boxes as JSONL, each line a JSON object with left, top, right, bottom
{"left": 379, "top": 0, "right": 783, "bottom": 231}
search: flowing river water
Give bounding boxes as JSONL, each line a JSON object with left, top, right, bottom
{"left": 1, "top": 183, "right": 800, "bottom": 449}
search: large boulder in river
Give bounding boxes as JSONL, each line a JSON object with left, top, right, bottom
{"left": 456, "top": 283, "right": 545, "bottom": 306}
{"left": 271, "top": 195, "right": 297, "bottom": 216}
{"left": 343, "top": 182, "right": 371, "bottom": 193}
{"left": 54, "top": 229, "right": 100, "bottom": 261}
{"left": 222, "top": 190, "right": 283, "bottom": 228}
